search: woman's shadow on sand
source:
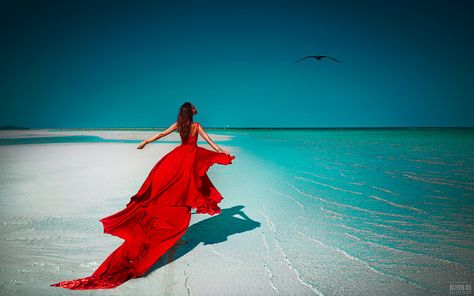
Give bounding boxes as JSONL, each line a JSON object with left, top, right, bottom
{"left": 143, "top": 205, "right": 260, "bottom": 276}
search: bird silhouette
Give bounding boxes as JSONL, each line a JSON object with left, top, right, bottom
{"left": 295, "top": 55, "right": 342, "bottom": 63}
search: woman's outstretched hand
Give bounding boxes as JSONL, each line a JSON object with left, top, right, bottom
{"left": 220, "top": 148, "right": 231, "bottom": 155}
{"left": 137, "top": 141, "right": 148, "bottom": 149}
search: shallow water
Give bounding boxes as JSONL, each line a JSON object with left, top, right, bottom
{"left": 0, "top": 128, "right": 473, "bottom": 295}
{"left": 236, "top": 128, "right": 474, "bottom": 294}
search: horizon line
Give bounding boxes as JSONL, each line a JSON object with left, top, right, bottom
{"left": 2, "top": 125, "right": 474, "bottom": 130}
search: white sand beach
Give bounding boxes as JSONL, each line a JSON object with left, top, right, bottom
{"left": 1, "top": 129, "right": 472, "bottom": 295}
{"left": 0, "top": 131, "right": 277, "bottom": 295}
{"left": 0, "top": 128, "right": 232, "bottom": 141}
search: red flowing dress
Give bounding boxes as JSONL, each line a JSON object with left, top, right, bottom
{"left": 50, "top": 122, "right": 235, "bottom": 289}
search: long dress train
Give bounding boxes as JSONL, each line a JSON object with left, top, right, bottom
{"left": 50, "top": 122, "right": 235, "bottom": 289}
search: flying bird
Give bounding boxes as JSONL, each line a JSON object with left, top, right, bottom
{"left": 295, "top": 55, "right": 342, "bottom": 63}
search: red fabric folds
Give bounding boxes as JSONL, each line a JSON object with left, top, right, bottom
{"left": 51, "top": 122, "right": 234, "bottom": 289}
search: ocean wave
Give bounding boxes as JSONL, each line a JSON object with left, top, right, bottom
{"left": 269, "top": 187, "right": 305, "bottom": 209}
{"left": 286, "top": 182, "right": 414, "bottom": 219}
{"left": 294, "top": 176, "right": 363, "bottom": 196}
{"left": 367, "top": 194, "right": 425, "bottom": 214}
{"left": 296, "top": 230, "right": 441, "bottom": 294}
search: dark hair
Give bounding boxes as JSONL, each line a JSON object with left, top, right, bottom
{"left": 177, "top": 102, "right": 194, "bottom": 143}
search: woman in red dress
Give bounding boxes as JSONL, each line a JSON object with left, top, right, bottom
{"left": 51, "top": 102, "right": 235, "bottom": 289}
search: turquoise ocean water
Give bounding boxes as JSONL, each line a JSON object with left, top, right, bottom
{"left": 229, "top": 128, "right": 474, "bottom": 293}
{"left": 1, "top": 128, "right": 473, "bottom": 294}
{"left": 241, "top": 128, "right": 474, "bottom": 294}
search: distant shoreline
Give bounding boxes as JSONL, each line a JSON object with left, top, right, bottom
{"left": 2, "top": 126, "right": 474, "bottom": 131}
{"left": 20, "top": 126, "right": 474, "bottom": 131}
{"left": 0, "top": 125, "right": 30, "bottom": 130}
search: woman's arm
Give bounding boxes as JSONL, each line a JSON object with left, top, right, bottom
{"left": 198, "top": 124, "right": 230, "bottom": 155}
{"left": 137, "top": 122, "right": 177, "bottom": 149}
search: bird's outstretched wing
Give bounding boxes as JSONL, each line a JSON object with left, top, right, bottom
{"left": 295, "top": 56, "right": 313, "bottom": 63}
{"left": 326, "top": 56, "right": 342, "bottom": 63}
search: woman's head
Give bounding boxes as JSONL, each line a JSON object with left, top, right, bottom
{"left": 177, "top": 102, "right": 197, "bottom": 142}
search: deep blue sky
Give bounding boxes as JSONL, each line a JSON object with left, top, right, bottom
{"left": 1, "top": 0, "right": 473, "bottom": 128}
